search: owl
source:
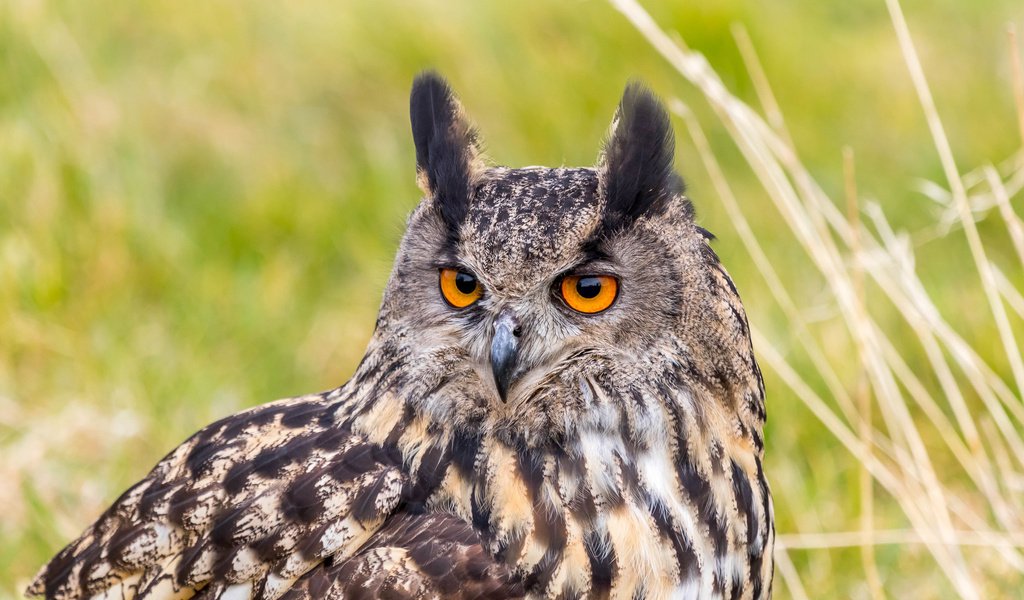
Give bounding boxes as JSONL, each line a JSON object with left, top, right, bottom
{"left": 28, "top": 73, "right": 773, "bottom": 600}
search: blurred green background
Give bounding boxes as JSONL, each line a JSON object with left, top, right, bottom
{"left": 2, "top": 0, "right": 1023, "bottom": 597}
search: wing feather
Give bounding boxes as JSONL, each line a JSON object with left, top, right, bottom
{"left": 280, "top": 513, "right": 524, "bottom": 600}
{"left": 28, "top": 394, "right": 411, "bottom": 600}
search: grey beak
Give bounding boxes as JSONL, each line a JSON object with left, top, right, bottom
{"left": 490, "top": 312, "right": 520, "bottom": 402}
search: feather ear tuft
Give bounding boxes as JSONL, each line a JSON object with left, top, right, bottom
{"left": 598, "top": 82, "right": 684, "bottom": 231}
{"left": 409, "top": 71, "right": 483, "bottom": 233}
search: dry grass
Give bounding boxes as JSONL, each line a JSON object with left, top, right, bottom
{"left": 611, "top": 0, "right": 1024, "bottom": 596}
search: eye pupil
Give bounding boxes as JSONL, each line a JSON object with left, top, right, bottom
{"left": 455, "top": 272, "right": 477, "bottom": 294}
{"left": 576, "top": 277, "right": 602, "bottom": 299}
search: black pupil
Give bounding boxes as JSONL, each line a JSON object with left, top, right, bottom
{"left": 455, "top": 272, "right": 477, "bottom": 294}
{"left": 576, "top": 277, "right": 602, "bottom": 299}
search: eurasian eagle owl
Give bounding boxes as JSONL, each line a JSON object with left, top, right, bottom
{"left": 29, "top": 73, "right": 773, "bottom": 599}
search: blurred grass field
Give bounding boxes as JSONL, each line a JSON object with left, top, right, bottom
{"left": 3, "top": 0, "right": 1024, "bottom": 597}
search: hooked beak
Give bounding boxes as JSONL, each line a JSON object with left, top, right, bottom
{"left": 490, "top": 312, "right": 520, "bottom": 402}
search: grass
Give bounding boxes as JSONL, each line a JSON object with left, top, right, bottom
{"left": 2, "top": 0, "right": 1023, "bottom": 597}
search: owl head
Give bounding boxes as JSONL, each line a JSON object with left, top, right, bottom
{"left": 369, "top": 73, "right": 763, "bottom": 448}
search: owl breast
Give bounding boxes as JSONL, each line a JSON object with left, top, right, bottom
{"left": 418, "top": 383, "right": 774, "bottom": 600}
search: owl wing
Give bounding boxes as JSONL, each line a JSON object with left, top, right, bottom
{"left": 25, "top": 393, "right": 490, "bottom": 600}
{"left": 278, "top": 513, "right": 523, "bottom": 600}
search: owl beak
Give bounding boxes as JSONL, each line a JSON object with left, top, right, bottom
{"left": 490, "top": 312, "right": 520, "bottom": 402}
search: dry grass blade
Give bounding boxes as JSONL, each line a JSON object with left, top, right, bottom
{"left": 730, "top": 23, "right": 794, "bottom": 150}
{"left": 1009, "top": 25, "right": 1024, "bottom": 149}
{"left": 994, "top": 266, "right": 1024, "bottom": 319}
{"left": 844, "top": 147, "right": 885, "bottom": 600}
{"left": 985, "top": 165, "right": 1024, "bottom": 270}
{"left": 773, "top": 546, "right": 811, "bottom": 600}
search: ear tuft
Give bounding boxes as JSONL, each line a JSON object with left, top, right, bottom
{"left": 598, "top": 82, "right": 683, "bottom": 231}
{"left": 410, "top": 71, "right": 482, "bottom": 233}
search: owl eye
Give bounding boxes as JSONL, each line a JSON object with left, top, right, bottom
{"left": 560, "top": 275, "right": 618, "bottom": 314}
{"left": 439, "top": 268, "right": 482, "bottom": 308}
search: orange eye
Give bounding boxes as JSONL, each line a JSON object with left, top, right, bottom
{"left": 560, "top": 275, "right": 618, "bottom": 314}
{"left": 440, "top": 268, "right": 482, "bottom": 308}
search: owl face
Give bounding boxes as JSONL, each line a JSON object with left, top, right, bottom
{"left": 374, "top": 74, "right": 745, "bottom": 443}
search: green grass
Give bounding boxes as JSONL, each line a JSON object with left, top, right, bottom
{"left": 3, "top": 0, "right": 1023, "bottom": 597}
